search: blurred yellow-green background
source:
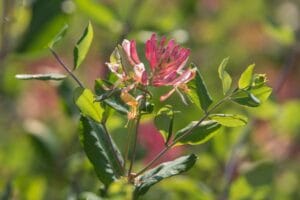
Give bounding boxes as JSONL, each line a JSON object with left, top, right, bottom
{"left": 0, "top": 0, "right": 300, "bottom": 199}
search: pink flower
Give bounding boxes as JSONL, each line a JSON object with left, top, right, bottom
{"left": 145, "top": 34, "right": 196, "bottom": 101}
{"left": 106, "top": 34, "right": 196, "bottom": 101}
{"left": 121, "top": 40, "right": 148, "bottom": 85}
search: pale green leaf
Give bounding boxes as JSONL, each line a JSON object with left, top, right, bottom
{"left": 238, "top": 64, "right": 255, "bottom": 89}
{"left": 209, "top": 114, "right": 248, "bottom": 127}
{"left": 74, "top": 87, "right": 103, "bottom": 122}
{"left": 48, "top": 24, "right": 69, "bottom": 48}
{"left": 218, "top": 57, "right": 232, "bottom": 94}
{"left": 15, "top": 73, "right": 66, "bottom": 81}
{"left": 73, "top": 22, "right": 94, "bottom": 70}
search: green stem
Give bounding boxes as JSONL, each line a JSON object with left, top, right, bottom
{"left": 49, "top": 48, "right": 84, "bottom": 88}
{"left": 123, "top": 119, "right": 135, "bottom": 170}
{"left": 135, "top": 96, "right": 230, "bottom": 177}
{"left": 128, "top": 114, "right": 141, "bottom": 178}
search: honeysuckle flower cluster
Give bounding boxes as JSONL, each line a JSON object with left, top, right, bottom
{"left": 105, "top": 34, "right": 196, "bottom": 107}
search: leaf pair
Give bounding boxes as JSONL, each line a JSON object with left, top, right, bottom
{"left": 74, "top": 88, "right": 124, "bottom": 186}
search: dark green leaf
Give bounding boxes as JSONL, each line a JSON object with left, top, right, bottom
{"left": 73, "top": 22, "right": 94, "bottom": 70}
{"left": 209, "top": 114, "right": 248, "bottom": 127}
{"left": 174, "top": 120, "right": 222, "bottom": 145}
{"left": 15, "top": 73, "right": 66, "bottom": 81}
{"left": 48, "top": 24, "right": 69, "bottom": 48}
{"left": 134, "top": 154, "right": 197, "bottom": 197}
{"left": 231, "top": 89, "right": 261, "bottom": 107}
{"left": 231, "top": 84, "right": 272, "bottom": 107}
{"left": 80, "top": 116, "right": 124, "bottom": 186}
{"left": 74, "top": 87, "right": 104, "bottom": 122}
{"left": 188, "top": 64, "right": 213, "bottom": 111}
{"left": 218, "top": 57, "right": 232, "bottom": 94}
{"left": 238, "top": 64, "right": 255, "bottom": 89}
{"left": 94, "top": 79, "right": 129, "bottom": 115}
{"left": 154, "top": 105, "right": 174, "bottom": 144}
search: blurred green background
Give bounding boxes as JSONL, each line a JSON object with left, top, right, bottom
{"left": 0, "top": 0, "right": 300, "bottom": 199}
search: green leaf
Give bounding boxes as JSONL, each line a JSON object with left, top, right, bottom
{"left": 188, "top": 65, "right": 213, "bottom": 111}
{"left": 231, "top": 89, "right": 261, "bottom": 107}
{"left": 74, "top": 87, "right": 104, "bottom": 122}
{"left": 48, "top": 24, "right": 69, "bottom": 48}
{"left": 73, "top": 22, "right": 94, "bottom": 70}
{"left": 251, "top": 85, "right": 272, "bottom": 102}
{"left": 218, "top": 57, "right": 232, "bottom": 94}
{"left": 209, "top": 114, "right": 248, "bottom": 127}
{"left": 174, "top": 120, "right": 222, "bottom": 145}
{"left": 79, "top": 116, "right": 124, "bottom": 186}
{"left": 94, "top": 79, "right": 129, "bottom": 115}
{"left": 154, "top": 105, "right": 174, "bottom": 144}
{"left": 134, "top": 154, "right": 197, "bottom": 197}
{"left": 238, "top": 64, "right": 255, "bottom": 89}
{"left": 15, "top": 73, "right": 66, "bottom": 81}
{"left": 74, "top": 0, "right": 121, "bottom": 33}
{"left": 231, "top": 85, "right": 272, "bottom": 107}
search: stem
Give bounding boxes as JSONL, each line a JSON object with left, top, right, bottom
{"left": 128, "top": 114, "right": 141, "bottom": 177}
{"left": 49, "top": 48, "right": 84, "bottom": 88}
{"left": 135, "top": 96, "right": 230, "bottom": 177}
{"left": 127, "top": 92, "right": 146, "bottom": 178}
{"left": 123, "top": 119, "right": 135, "bottom": 170}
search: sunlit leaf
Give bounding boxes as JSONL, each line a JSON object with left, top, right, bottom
{"left": 218, "top": 57, "right": 232, "bottom": 94}
{"left": 134, "top": 154, "right": 197, "bottom": 197}
{"left": 48, "top": 24, "right": 68, "bottom": 48}
{"left": 238, "top": 64, "right": 255, "bottom": 89}
{"left": 73, "top": 22, "right": 93, "bottom": 70}
{"left": 74, "top": 87, "right": 103, "bottom": 122}
{"left": 188, "top": 65, "right": 213, "bottom": 111}
{"left": 174, "top": 120, "right": 222, "bottom": 145}
{"left": 80, "top": 116, "right": 124, "bottom": 186}
{"left": 15, "top": 73, "right": 66, "bottom": 81}
{"left": 154, "top": 105, "right": 174, "bottom": 144}
{"left": 209, "top": 114, "right": 248, "bottom": 127}
{"left": 251, "top": 85, "right": 272, "bottom": 103}
{"left": 74, "top": 0, "right": 121, "bottom": 33}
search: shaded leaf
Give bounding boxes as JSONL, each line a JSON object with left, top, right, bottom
{"left": 134, "top": 154, "right": 197, "bottom": 197}
{"left": 174, "top": 120, "right": 222, "bottom": 145}
{"left": 73, "top": 22, "right": 94, "bottom": 70}
{"left": 238, "top": 64, "right": 255, "bottom": 89}
{"left": 94, "top": 79, "right": 129, "bottom": 115}
{"left": 80, "top": 116, "right": 124, "bottom": 186}
{"left": 154, "top": 105, "right": 174, "bottom": 144}
{"left": 188, "top": 65, "right": 213, "bottom": 111}
{"left": 218, "top": 57, "right": 232, "bottom": 94}
{"left": 74, "top": 87, "right": 103, "bottom": 122}
{"left": 231, "top": 89, "right": 261, "bottom": 107}
{"left": 48, "top": 24, "right": 69, "bottom": 48}
{"left": 209, "top": 114, "right": 248, "bottom": 127}
{"left": 15, "top": 73, "right": 66, "bottom": 81}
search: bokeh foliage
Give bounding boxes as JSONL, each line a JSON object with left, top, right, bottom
{"left": 1, "top": 0, "right": 300, "bottom": 199}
